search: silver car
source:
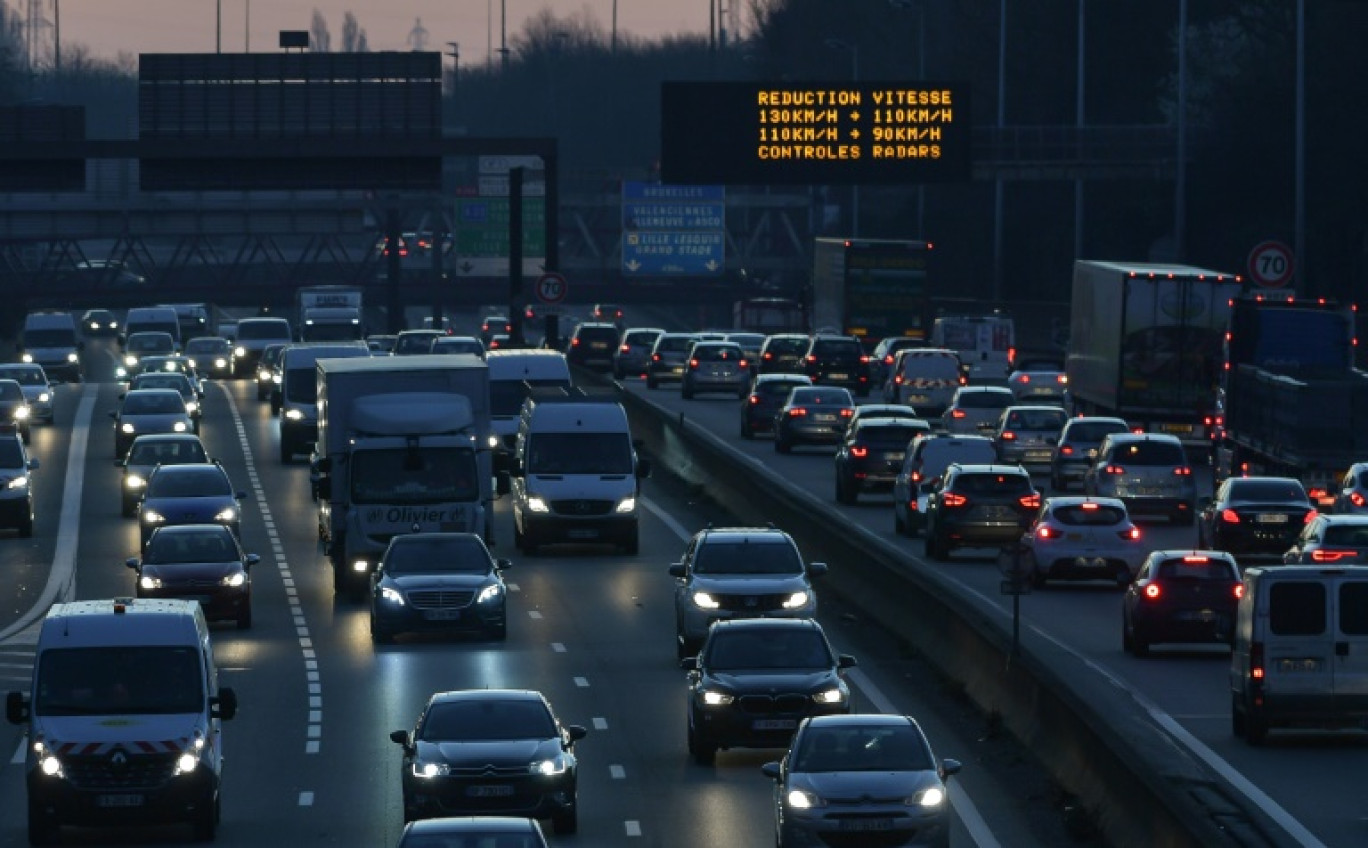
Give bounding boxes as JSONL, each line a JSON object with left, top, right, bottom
{"left": 892, "top": 434, "right": 997, "bottom": 536}
{"left": 1020, "top": 496, "right": 1146, "bottom": 587}
{"left": 1050, "top": 416, "right": 1131, "bottom": 491}
{"left": 0, "top": 364, "right": 54, "bottom": 424}
{"left": 992, "top": 405, "right": 1069, "bottom": 473}
{"left": 681, "top": 341, "right": 751, "bottom": 399}
{"left": 1083, "top": 433, "right": 1197, "bottom": 525}
{"left": 1006, "top": 354, "right": 1068, "bottom": 403}
{"left": 612, "top": 327, "right": 664, "bottom": 379}
{"left": 941, "top": 386, "right": 1015, "bottom": 435}
{"left": 1334, "top": 462, "right": 1368, "bottom": 515}
{"left": 646, "top": 332, "right": 697, "bottom": 388}
{"left": 669, "top": 527, "right": 826, "bottom": 657}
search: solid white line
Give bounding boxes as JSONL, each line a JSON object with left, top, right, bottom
{"left": 528, "top": 610, "right": 543, "bottom": 620}
{"left": 624, "top": 821, "right": 642, "bottom": 837}
{"left": 306, "top": 741, "right": 320, "bottom": 754}
{"left": 640, "top": 496, "right": 691, "bottom": 542}
{"left": 609, "top": 764, "right": 626, "bottom": 779}
{"left": 573, "top": 676, "right": 589, "bottom": 688}
{"left": 298, "top": 791, "right": 314, "bottom": 806}
{"left": 551, "top": 642, "right": 566, "bottom": 653}
{"left": 593, "top": 717, "right": 608, "bottom": 730}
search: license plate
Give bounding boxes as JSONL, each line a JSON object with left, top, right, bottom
{"left": 909, "top": 394, "right": 930, "bottom": 403}
{"left": 752, "top": 719, "right": 797, "bottom": 731}
{"left": 841, "top": 819, "right": 895, "bottom": 832}
{"left": 96, "top": 794, "right": 145, "bottom": 808}
{"left": 1025, "top": 450, "right": 1052, "bottom": 460}
{"left": 1162, "top": 422, "right": 1194, "bottom": 434}
{"left": 886, "top": 452, "right": 905, "bottom": 462}
{"left": 1277, "top": 657, "right": 1323, "bottom": 672}
{"left": 1257, "top": 513, "right": 1288, "bottom": 524}
{"left": 1179, "top": 609, "right": 1217, "bottom": 622}
{"left": 815, "top": 414, "right": 836, "bottom": 422}
{"left": 670, "top": 366, "right": 684, "bottom": 375}
{"left": 1132, "top": 487, "right": 1162, "bottom": 496}
{"left": 466, "top": 785, "right": 514, "bottom": 797}
{"left": 424, "top": 609, "right": 461, "bottom": 621}
{"left": 827, "top": 373, "right": 848, "bottom": 380}
{"left": 591, "top": 342, "right": 608, "bottom": 349}
{"left": 1072, "top": 556, "right": 1108, "bottom": 567}
{"left": 567, "top": 529, "right": 599, "bottom": 539}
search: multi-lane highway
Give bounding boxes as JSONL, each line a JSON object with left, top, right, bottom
{"left": 0, "top": 331, "right": 1087, "bottom": 847}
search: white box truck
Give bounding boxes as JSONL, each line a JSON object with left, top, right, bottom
{"left": 315, "top": 355, "right": 503, "bottom": 596}
{"left": 296, "top": 285, "right": 365, "bottom": 342}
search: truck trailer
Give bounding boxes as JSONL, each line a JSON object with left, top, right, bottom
{"left": 812, "top": 238, "right": 933, "bottom": 348}
{"left": 296, "top": 285, "right": 364, "bottom": 342}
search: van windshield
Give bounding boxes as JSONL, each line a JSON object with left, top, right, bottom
{"left": 284, "top": 368, "right": 317, "bottom": 403}
{"left": 236, "top": 321, "right": 290, "bottom": 341}
{"left": 349, "top": 447, "right": 478, "bottom": 504}
{"left": 22, "top": 329, "right": 76, "bottom": 348}
{"left": 35, "top": 646, "right": 205, "bottom": 715}
{"left": 526, "top": 433, "right": 633, "bottom": 475}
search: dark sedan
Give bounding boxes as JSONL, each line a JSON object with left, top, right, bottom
{"left": 758, "top": 333, "right": 811, "bottom": 375}
{"left": 741, "top": 374, "right": 811, "bottom": 439}
{"left": 391, "top": 689, "right": 586, "bottom": 834}
{"left": 370, "top": 532, "right": 510, "bottom": 643}
{"left": 138, "top": 463, "right": 247, "bottom": 548}
{"left": 396, "top": 817, "right": 549, "bottom": 848}
{"left": 773, "top": 386, "right": 855, "bottom": 454}
{"left": 128, "top": 524, "right": 258, "bottom": 629}
{"left": 1197, "top": 476, "right": 1316, "bottom": 560}
{"left": 1122, "top": 550, "right": 1242, "bottom": 655}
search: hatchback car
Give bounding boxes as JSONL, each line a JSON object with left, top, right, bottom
{"left": 128, "top": 524, "right": 258, "bottom": 629}
{"left": 802, "top": 335, "right": 871, "bottom": 396}
{"left": 370, "top": 532, "right": 511, "bottom": 643}
{"left": 834, "top": 417, "right": 928, "bottom": 504}
{"left": 110, "top": 388, "right": 192, "bottom": 458}
{"left": 591, "top": 303, "right": 625, "bottom": 326}
{"left": 478, "top": 315, "right": 513, "bottom": 346}
{"left": 681, "top": 341, "right": 750, "bottom": 399}
{"left": 117, "top": 433, "right": 211, "bottom": 517}
{"left": 941, "top": 386, "right": 1015, "bottom": 435}
{"left": 393, "top": 329, "right": 446, "bottom": 357}
{"left": 612, "top": 327, "right": 664, "bottom": 379}
{"left": 761, "top": 714, "right": 961, "bottom": 848}
{"left": 1283, "top": 514, "right": 1368, "bottom": 563}
{"left": 646, "top": 332, "right": 698, "bottom": 388}
{"left": 1333, "top": 463, "right": 1368, "bottom": 515}
{"left": 1050, "top": 416, "right": 1131, "bottom": 491}
{"left": 395, "top": 817, "right": 550, "bottom": 848}
{"left": 1006, "top": 354, "right": 1068, "bottom": 403}
{"left": 892, "top": 435, "right": 998, "bottom": 537}
{"left": 80, "top": 308, "right": 119, "bottom": 336}
{"left": 256, "top": 343, "right": 287, "bottom": 400}
{"left": 1197, "top": 477, "right": 1316, "bottom": 560}
{"left": 565, "top": 323, "right": 620, "bottom": 371}
{"left": 391, "top": 689, "right": 586, "bottom": 833}
{"left": 429, "top": 335, "right": 486, "bottom": 358}
{"left": 992, "top": 405, "right": 1069, "bottom": 473}
{"left": 1122, "top": 550, "right": 1242, "bottom": 655}
{"left": 741, "top": 374, "right": 812, "bottom": 439}
{"left": 138, "top": 462, "right": 247, "bottom": 548}
{"left": 1083, "top": 433, "right": 1197, "bottom": 524}
{"left": 0, "top": 364, "right": 54, "bottom": 425}
{"left": 1020, "top": 496, "right": 1145, "bottom": 587}
{"left": 182, "top": 336, "right": 235, "bottom": 378}
{"left": 0, "top": 433, "right": 38, "bottom": 537}
{"left": 683, "top": 618, "right": 855, "bottom": 765}
{"left": 773, "top": 386, "right": 856, "bottom": 453}
{"left": 669, "top": 526, "right": 827, "bottom": 658}
{"left": 127, "top": 372, "right": 201, "bottom": 430}
{"left": 758, "top": 333, "right": 812, "bottom": 375}
{"left": 0, "top": 378, "right": 33, "bottom": 444}
{"left": 923, "top": 464, "right": 1040, "bottom": 560}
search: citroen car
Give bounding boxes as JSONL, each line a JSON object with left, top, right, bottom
{"left": 128, "top": 524, "right": 258, "bottom": 629}
{"left": 370, "top": 532, "right": 511, "bottom": 643}
{"left": 110, "top": 388, "right": 192, "bottom": 459}
{"left": 1083, "top": 433, "right": 1197, "bottom": 525}
{"left": 117, "top": 433, "right": 211, "bottom": 517}
{"left": 138, "top": 462, "right": 247, "bottom": 548}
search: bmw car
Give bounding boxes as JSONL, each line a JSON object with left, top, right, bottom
{"left": 370, "top": 532, "right": 511, "bottom": 643}
{"left": 138, "top": 462, "right": 247, "bottom": 548}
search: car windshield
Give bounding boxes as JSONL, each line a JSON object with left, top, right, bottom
{"left": 22, "top": 329, "right": 75, "bottom": 347}
{"left": 693, "top": 345, "right": 743, "bottom": 362}
{"left": 693, "top": 541, "right": 801, "bottom": 575}
{"left": 657, "top": 336, "right": 695, "bottom": 353}
{"left": 284, "top": 368, "right": 317, "bottom": 403}
{"left": 236, "top": 321, "right": 290, "bottom": 340}
{"left": 576, "top": 327, "right": 618, "bottom": 344}
{"left": 1015, "top": 359, "right": 1063, "bottom": 372}
{"left": 1067, "top": 421, "right": 1128, "bottom": 442}
{"left": 1228, "top": 480, "right": 1309, "bottom": 503}
{"left": 122, "top": 393, "right": 185, "bottom": 414}
{"left": 794, "top": 725, "right": 933, "bottom": 772}
{"left": 791, "top": 389, "right": 851, "bottom": 406}
{"left": 386, "top": 536, "right": 491, "bottom": 574}
{"left": 813, "top": 340, "right": 861, "bottom": 357}
{"left": 1324, "top": 525, "right": 1368, "bottom": 546}
{"left": 525, "top": 433, "right": 633, "bottom": 475}
{"left": 147, "top": 469, "right": 231, "bottom": 497}
{"left": 420, "top": 699, "right": 556, "bottom": 741}
{"left": 0, "top": 368, "right": 45, "bottom": 386}
{"left": 625, "top": 331, "right": 661, "bottom": 347}
{"left": 957, "top": 391, "right": 1012, "bottom": 409}
{"left": 185, "top": 339, "right": 228, "bottom": 354}
{"left": 128, "top": 439, "right": 206, "bottom": 466}
{"left": 132, "top": 376, "right": 190, "bottom": 395}
{"left": 261, "top": 346, "right": 284, "bottom": 365}
{"left": 766, "top": 338, "right": 808, "bottom": 355}
{"left": 144, "top": 530, "right": 237, "bottom": 564}
{"left": 903, "top": 356, "right": 961, "bottom": 378}
{"left": 350, "top": 448, "right": 479, "bottom": 505}
{"left": 1052, "top": 504, "right": 1127, "bottom": 525}
{"left": 128, "top": 334, "right": 174, "bottom": 353}
{"left": 0, "top": 438, "right": 22, "bottom": 466}
{"left": 395, "top": 333, "right": 442, "bottom": 355}
{"left": 433, "top": 340, "right": 484, "bottom": 356}
{"left": 706, "top": 629, "right": 832, "bottom": 670}
{"left": 0, "top": 382, "right": 24, "bottom": 401}
{"left": 953, "top": 473, "right": 1032, "bottom": 495}
{"left": 1005, "top": 410, "right": 1067, "bottom": 430}
{"left": 857, "top": 426, "right": 921, "bottom": 448}
{"left": 34, "top": 647, "right": 204, "bottom": 716}
{"left": 1111, "top": 441, "right": 1184, "bottom": 465}
{"left": 1156, "top": 558, "right": 1238, "bottom": 581}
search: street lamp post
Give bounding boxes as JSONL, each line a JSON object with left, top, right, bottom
{"left": 1174, "top": 0, "right": 1188, "bottom": 262}
{"left": 216, "top": 0, "right": 221, "bottom": 53}
{"left": 992, "top": 0, "right": 1007, "bottom": 303}
{"left": 824, "top": 38, "right": 860, "bottom": 237}
{"left": 1074, "top": 0, "right": 1086, "bottom": 258}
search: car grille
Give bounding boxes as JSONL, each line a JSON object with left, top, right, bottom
{"left": 441, "top": 763, "right": 529, "bottom": 777}
{"left": 737, "top": 693, "right": 810, "bottom": 714}
{"left": 64, "top": 752, "right": 177, "bottom": 790}
{"left": 407, "top": 590, "right": 475, "bottom": 609}
{"left": 550, "top": 499, "right": 614, "bottom": 516}
{"left": 437, "top": 793, "right": 539, "bottom": 814}
{"left": 714, "top": 593, "right": 787, "bottom": 612}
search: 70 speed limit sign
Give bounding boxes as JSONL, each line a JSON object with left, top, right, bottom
{"left": 1247, "top": 240, "right": 1295, "bottom": 289}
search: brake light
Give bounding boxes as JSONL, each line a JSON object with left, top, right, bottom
{"left": 851, "top": 446, "right": 869, "bottom": 458}
{"left": 1143, "top": 584, "right": 1161, "bottom": 600}
{"left": 652, "top": 353, "right": 661, "bottom": 362}
{"left": 1221, "top": 509, "right": 1240, "bottom": 524}
{"left": 884, "top": 354, "right": 895, "bottom": 365}
{"left": 1104, "top": 465, "right": 1125, "bottom": 475}
{"left": 1019, "top": 492, "right": 1041, "bottom": 509}
{"left": 1304, "top": 510, "right": 1317, "bottom": 524}
{"left": 1251, "top": 642, "right": 1265, "bottom": 680}
{"left": 950, "top": 409, "right": 967, "bottom": 419}
{"left": 807, "top": 354, "right": 817, "bottom": 363}
{"left": 689, "top": 359, "right": 699, "bottom": 369}
{"left": 907, "top": 499, "right": 919, "bottom": 512}
{"left": 1008, "top": 346, "right": 1016, "bottom": 365}
{"left": 1308, "top": 487, "right": 1330, "bottom": 503}
{"left": 1234, "top": 584, "right": 1245, "bottom": 599}
{"left": 1131, "top": 427, "right": 1145, "bottom": 434}
{"left": 748, "top": 395, "right": 760, "bottom": 405}
{"left": 788, "top": 408, "right": 808, "bottom": 417}
{"left": 1057, "top": 375, "right": 1068, "bottom": 384}
{"left": 739, "top": 359, "right": 749, "bottom": 369}
{"left": 859, "top": 355, "right": 870, "bottom": 364}
{"left": 1311, "top": 549, "right": 1357, "bottom": 562}
{"left": 1182, "top": 555, "right": 1210, "bottom": 563}
{"left": 620, "top": 344, "right": 630, "bottom": 352}
{"left": 1173, "top": 466, "right": 1193, "bottom": 476}
{"left": 1352, "top": 491, "right": 1366, "bottom": 507}
{"left": 1019, "top": 374, "right": 1030, "bottom": 383}
{"left": 764, "top": 352, "right": 773, "bottom": 360}
{"left": 942, "top": 492, "right": 968, "bottom": 507}
{"left": 1120, "top": 526, "right": 1141, "bottom": 540}
{"left": 911, "top": 471, "right": 922, "bottom": 483}
{"left": 1035, "top": 525, "right": 1058, "bottom": 540}
{"left": 571, "top": 338, "right": 581, "bottom": 347}
{"left": 839, "top": 408, "right": 854, "bottom": 418}
{"left": 894, "top": 375, "right": 904, "bottom": 384}
{"left": 1060, "top": 445, "right": 1074, "bottom": 455}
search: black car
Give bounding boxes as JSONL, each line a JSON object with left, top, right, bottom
{"left": 1197, "top": 476, "right": 1316, "bottom": 560}
{"left": 682, "top": 618, "right": 855, "bottom": 765}
{"left": 1122, "top": 550, "right": 1242, "bottom": 655}
{"left": 802, "top": 335, "right": 871, "bottom": 396}
{"left": 923, "top": 464, "right": 1040, "bottom": 560}
{"left": 741, "top": 374, "right": 811, "bottom": 439}
{"left": 128, "top": 524, "right": 259, "bottom": 629}
{"left": 394, "top": 329, "right": 447, "bottom": 356}
{"left": 138, "top": 462, "right": 247, "bottom": 548}
{"left": 117, "top": 433, "right": 211, "bottom": 517}
{"left": 255, "top": 343, "right": 286, "bottom": 401}
{"left": 758, "top": 334, "right": 811, "bottom": 375}
{"left": 0, "top": 379, "right": 31, "bottom": 445}
{"left": 834, "top": 417, "right": 926, "bottom": 505}
{"left": 80, "top": 308, "right": 119, "bottom": 336}
{"left": 565, "top": 322, "right": 620, "bottom": 371}
{"left": 773, "top": 386, "right": 855, "bottom": 454}
{"left": 391, "top": 689, "right": 586, "bottom": 833}
{"left": 370, "top": 532, "right": 511, "bottom": 643}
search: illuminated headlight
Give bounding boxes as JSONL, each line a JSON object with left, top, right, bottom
{"left": 141, "top": 509, "right": 165, "bottom": 524}
{"left": 380, "top": 586, "right": 405, "bottom": 605}
{"left": 614, "top": 496, "right": 636, "bottom": 513}
{"left": 352, "top": 559, "right": 371, "bottom": 573}
{"left": 139, "top": 575, "right": 162, "bottom": 590}
{"left": 175, "top": 752, "right": 199, "bottom": 775}
{"left": 125, "top": 474, "right": 146, "bottom": 489}
{"left": 221, "top": 571, "right": 247, "bottom": 587}
{"left": 235, "top": 346, "right": 247, "bottom": 358}
{"left": 186, "top": 358, "right": 198, "bottom": 368}
{"left": 272, "top": 374, "right": 282, "bottom": 384}
{"left": 214, "top": 358, "right": 227, "bottom": 369}
{"left": 89, "top": 321, "right": 100, "bottom": 330}
{"left": 812, "top": 687, "right": 846, "bottom": 705}
{"left": 692, "top": 591, "right": 720, "bottom": 610}
{"left": 185, "top": 401, "right": 198, "bottom": 414}
{"left": 527, "top": 496, "right": 550, "bottom": 513}
{"left": 37, "top": 392, "right": 50, "bottom": 403}
{"left": 12, "top": 406, "right": 28, "bottom": 420}
{"left": 173, "top": 421, "right": 188, "bottom": 432}
{"left": 21, "top": 353, "right": 33, "bottom": 363}
{"left": 125, "top": 355, "right": 138, "bottom": 367}
{"left": 116, "top": 367, "right": 128, "bottom": 378}
{"left": 121, "top": 422, "right": 136, "bottom": 434}
{"left": 6, "top": 475, "right": 29, "bottom": 489}
{"left": 531, "top": 755, "right": 567, "bottom": 775}
{"left": 257, "top": 369, "right": 270, "bottom": 381}
{"left": 781, "top": 591, "right": 811, "bottom": 609}
{"left": 215, "top": 506, "right": 238, "bottom": 523}
{"left": 476, "top": 584, "right": 503, "bottom": 604}
{"left": 66, "top": 352, "right": 79, "bottom": 363}
{"left": 413, "top": 762, "right": 450, "bottom": 778}
{"left": 39, "top": 754, "right": 63, "bottom": 777}
{"left": 110, "top": 321, "right": 118, "bottom": 328}
{"left": 285, "top": 408, "right": 305, "bottom": 420}
{"left": 487, "top": 434, "right": 500, "bottom": 448}
{"left": 912, "top": 786, "right": 946, "bottom": 808}
{"left": 701, "top": 689, "right": 734, "bottom": 706}
{"left": 786, "top": 789, "right": 824, "bottom": 809}
{"left": 163, "top": 362, "right": 178, "bottom": 372}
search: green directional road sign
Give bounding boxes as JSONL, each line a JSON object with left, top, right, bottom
{"left": 455, "top": 197, "right": 547, "bottom": 257}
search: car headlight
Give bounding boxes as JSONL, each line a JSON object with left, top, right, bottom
{"left": 37, "top": 392, "right": 50, "bottom": 403}
{"left": 527, "top": 496, "right": 550, "bottom": 513}
{"left": 20, "top": 353, "right": 33, "bottom": 363}
{"left": 6, "top": 475, "right": 29, "bottom": 490}
{"left": 173, "top": 421, "right": 188, "bottom": 432}
{"left": 175, "top": 752, "right": 199, "bottom": 775}
{"left": 781, "top": 590, "right": 811, "bottom": 609}
{"left": 531, "top": 755, "right": 567, "bottom": 775}
{"left": 221, "top": 572, "right": 247, "bottom": 587}
{"left": 125, "top": 355, "right": 138, "bottom": 367}
{"left": 285, "top": 408, "right": 305, "bottom": 420}
{"left": 139, "top": 575, "right": 162, "bottom": 589}
{"left": 476, "top": 584, "right": 503, "bottom": 604}
{"left": 121, "top": 422, "right": 136, "bottom": 434}
{"left": 66, "top": 352, "right": 79, "bottom": 363}
{"left": 615, "top": 496, "right": 636, "bottom": 513}
{"left": 185, "top": 401, "right": 198, "bottom": 414}
{"left": 352, "top": 559, "right": 371, "bottom": 573}
{"left": 487, "top": 434, "right": 500, "bottom": 448}
{"left": 89, "top": 322, "right": 100, "bottom": 330}
{"left": 215, "top": 507, "right": 238, "bottom": 523}
{"left": 13, "top": 406, "right": 28, "bottom": 420}
{"left": 912, "top": 786, "right": 946, "bottom": 808}
{"left": 38, "top": 754, "right": 63, "bottom": 777}
{"left": 380, "top": 586, "right": 405, "bottom": 605}
{"left": 235, "top": 346, "right": 247, "bottom": 358}
{"left": 812, "top": 687, "right": 846, "bottom": 705}
{"left": 257, "top": 369, "right": 270, "bottom": 381}
{"left": 272, "top": 374, "right": 282, "bottom": 384}
{"left": 110, "top": 321, "right": 118, "bottom": 329}
{"left": 186, "top": 358, "right": 198, "bottom": 368}
{"left": 412, "top": 762, "right": 450, "bottom": 778}
{"left": 786, "top": 789, "right": 824, "bottom": 809}
{"left": 125, "top": 474, "right": 146, "bottom": 490}
{"left": 116, "top": 367, "right": 128, "bottom": 378}
{"left": 214, "top": 358, "right": 227, "bottom": 369}
{"left": 692, "top": 591, "right": 720, "bottom": 610}
{"left": 700, "top": 689, "right": 734, "bottom": 706}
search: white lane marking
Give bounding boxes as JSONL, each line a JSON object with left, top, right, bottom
{"left": 0, "top": 385, "right": 95, "bottom": 643}
{"left": 507, "top": 582, "right": 521, "bottom": 593}
{"left": 528, "top": 610, "right": 543, "bottom": 620}
{"left": 10, "top": 739, "right": 24, "bottom": 765}
{"left": 624, "top": 821, "right": 642, "bottom": 837}
{"left": 573, "top": 676, "right": 589, "bottom": 688}
{"left": 640, "top": 496, "right": 691, "bottom": 543}
{"left": 593, "top": 717, "right": 608, "bottom": 731}
{"left": 298, "top": 791, "right": 314, "bottom": 806}
{"left": 551, "top": 642, "right": 566, "bottom": 653}
{"left": 609, "top": 764, "right": 626, "bottom": 779}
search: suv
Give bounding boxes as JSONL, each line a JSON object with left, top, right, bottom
{"left": 681, "top": 341, "right": 750, "bottom": 399}
{"left": 646, "top": 332, "right": 698, "bottom": 388}
{"left": 1084, "top": 433, "right": 1197, "bottom": 524}
{"left": 682, "top": 618, "right": 855, "bottom": 765}
{"left": 1050, "top": 416, "right": 1130, "bottom": 491}
{"left": 802, "top": 335, "right": 870, "bottom": 396}
{"left": 668, "top": 527, "right": 827, "bottom": 657}
{"left": 834, "top": 417, "right": 927, "bottom": 504}
{"left": 1283, "top": 514, "right": 1368, "bottom": 563}
{"left": 923, "top": 463, "right": 1040, "bottom": 560}
{"left": 232, "top": 317, "right": 293, "bottom": 378}
{"left": 0, "top": 433, "right": 38, "bottom": 537}
{"left": 757, "top": 333, "right": 811, "bottom": 375}
{"left": 612, "top": 327, "right": 664, "bottom": 379}
{"left": 565, "top": 322, "right": 621, "bottom": 371}
{"left": 892, "top": 434, "right": 998, "bottom": 536}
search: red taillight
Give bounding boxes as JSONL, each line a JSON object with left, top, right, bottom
{"left": 859, "top": 355, "right": 870, "bottom": 364}
{"left": 1234, "top": 584, "right": 1246, "bottom": 600}
{"left": 1221, "top": 509, "right": 1240, "bottom": 524}
{"left": 1035, "top": 525, "right": 1058, "bottom": 540}
{"left": 1174, "top": 466, "right": 1193, "bottom": 476}
{"left": 788, "top": 408, "right": 808, "bottom": 417}
{"left": 1131, "top": 427, "right": 1145, "bottom": 434}
{"left": 851, "top": 446, "right": 869, "bottom": 458}
{"left": 1080, "top": 502, "right": 1100, "bottom": 511}
{"left": 942, "top": 492, "right": 968, "bottom": 507}
{"left": 1182, "top": 555, "right": 1209, "bottom": 563}
{"left": 1251, "top": 642, "right": 1265, "bottom": 680}
{"left": 1143, "top": 584, "right": 1161, "bottom": 600}
{"left": 1120, "top": 526, "right": 1141, "bottom": 541}
{"left": 689, "top": 359, "right": 699, "bottom": 369}
{"left": 739, "top": 359, "right": 749, "bottom": 369}
{"left": 1001, "top": 431, "right": 1017, "bottom": 441}
{"left": 620, "top": 344, "right": 631, "bottom": 352}
{"left": 1060, "top": 444, "right": 1074, "bottom": 455}
{"left": 839, "top": 408, "right": 853, "bottom": 418}
{"left": 763, "top": 352, "right": 774, "bottom": 360}
{"left": 911, "top": 471, "right": 922, "bottom": 483}
{"left": 1104, "top": 465, "right": 1125, "bottom": 474}
{"left": 894, "top": 375, "right": 904, "bottom": 384}
{"left": 1056, "top": 375, "right": 1067, "bottom": 384}
{"left": 571, "top": 338, "right": 581, "bottom": 347}
{"left": 950, "top": 409, "right": 967, "bottom": 419}
{"left": 1019, "top": 374, "right": 1031, "bottom": 383}
{"left": 1352, "top": 491, "right": 1366, "bottom": 507}
{"left": 806, "top": 354, "right": 817, "bottom": 363}
{"left": 1304, "top": 510, "right": 1317, "bottom": 524}
{"left": 651, "top": 353, "right": 661, "bottom": 362}
{"left": 1019, "top": 493, "right": 1041, "bottom": 509}
{"left": 907, "top": 499, "right": 919, "bottom": 512}
{"left": 884, "top": 354, "right": 895, "bottom": 365}
{"left": 1311, "top": 549, "right": 1357, "bottom": 562}
{"left": 504, "top": 324, "right": 512, "bottom": 333}
{"left": 748, "top": 395, "right": 760, "bottom": 405}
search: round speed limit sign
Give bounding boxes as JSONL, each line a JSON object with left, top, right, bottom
{"left": 1247, "top": 241, "right": 1294, "bottom": 289}
{"left": 535, "top": 272, "right": 568, "bottom": 304}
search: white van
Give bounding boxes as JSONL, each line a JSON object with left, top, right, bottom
{"left": 511, "top": 396, "right": 649, "bottom": 555}
{"left": 486, "top": 349, "right": 573, "bottom": 467}
{"left": 930, "top": 316, "right": 1015, "bottom": 385}
{"left": 19, "top": 311, "right": 83, "bottom": 382}
{"left": 6, "top": 598, "right": 238, "bottom": 842}
{"left": 122, "top": 306, "right": 182, "bottom": 351}
{"left": 885, "top": 347, "right": 963, "bottom": 414}
{"left": 1231, "top": 565, "right": 1368, "bottom": 744}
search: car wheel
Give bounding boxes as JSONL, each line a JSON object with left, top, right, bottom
{"left": 370, "top": 613, "right": 394, "bottom": 645}
{"left": 687, "top": 718, "right": 716, "bottom": 766}
{"left": 1121, "top": 617, "right": 1134, "bottom": 653}
{"left": 774, "top": 437, "right": 791, "bottom": 455}
{"left": 924, "top": 532, "right": 946, "bottom": 561}
{"left": 1245, "top": 702, "right": 1269, "bottom": 745}
{"left": 122, "top": 500, "right": 136, "bottom": 519}
{"left": 676, "top": 632, "right": 691, "bottom": 660}
{"left": 1115, "top": 566, "right": 1132, "bottom": 590}
{"left": 620, "top": 528, "right": 640, "bottom": 556}
{"left": 552, "top": 803, "right": 579, "bottom": 836}
{"left": 27, "top": 800, "right": 57, "bottom": 846}
{"left": 1050, "top": 472, "right": 1065, "bottom": 491}
{"left": 279, "top": 441, "right": 293, "bottom": 464}
{"left": 489, "top": 618, "right": 508, "bottom": 641}
{"left": 737, "top": 386, "right": 749, "bottom": 400}
{"left": 1127, "top": 623, "right": 1148, "bottom": 657}
{"left": 740, "top": 421, "right": 754, "bottom": 440}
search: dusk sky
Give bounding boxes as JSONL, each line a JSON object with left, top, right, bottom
{"left": 30, "top": 1, "right": 720, "bottom": 68}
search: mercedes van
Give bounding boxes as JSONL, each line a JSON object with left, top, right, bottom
{"left": 19, "top": 311, "right": 83, "bottom": 382}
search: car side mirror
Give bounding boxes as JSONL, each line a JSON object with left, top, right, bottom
{"left": 761, "top": 761, "right": 782, "bottom": 780}
{"left": 6, "top": 691, "right": 29, "bottom": 725}
{"left": 837, "top": 654, "right": 858, "bottom": 670}
{"left": 27, "top": 458, "right": 38, "bottom": 471}
{"left": 211, "top": 687, "right": 237, "bottom": 721}
{"left": 808, "top": 562, "right": 829, "bottom": 578}
{"left": 668, "top": 563, "right": 686, "bottom": 578}
{"left": 566, "top": 725, "right": 588, "bottom": 744}
{"left": 496, "top": 558, "right": 512, "bottom": 571}
{"left": 495, "top": 471, "right": 511, "bottom": 497}
{"left": 125, "top": 557, "right": 140, "bottom": 570}
{"left": 245, "top": 554, "right": 261, "bottom": 569}
{"left": 108, "top": 411, "right": 117, "bottom": 419}
{"left": 941, "top": 758, "right": 963, "bottom": 778}
{"left": 679, "top": 656, "right": 699, "bottom": 671}
{"left": 636, "top": 458, "right": 652, "bottom": 479}
{"left": 389, "top": 729, "right": 411, "bottom": 748}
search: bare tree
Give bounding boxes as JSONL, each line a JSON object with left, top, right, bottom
{"left": 357, "top": 31, "right": 369, "bottom": 52}
{"left": 341, "top": 12, "right": 362, "bottom": 53}
{"left": 310, "top": 9, "right": 331, "bottom": 53}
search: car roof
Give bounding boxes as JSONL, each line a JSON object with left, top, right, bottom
{"left": 149, "top": 463, "right": 225, "bottom": 478}
{"left": 129, "top": 433, "right": 203, "bottom": 445}
{"left": 695, "top": 527, "right": 794, "bottom": 544}
{"left": 1005, "top": 404, "right": 1068, "bottom": 413}
{"left": 147, "top": 524, "right": 235, "bottom": 539}
{"left": 1045, "top": 495, "right": 1127, "bottom": 509}
{"left": 955, "top": 386, "right": 1013, "bottom": 395}
{"left": 428, "top": 689, "right": 546, "bottom": 706}
{"left": 403, "top": 817, "right": 541, "bottom": 835}
{"left": 1104, "top": 432, "right": 1182, "bottom": 445}
{"left": 755, "top": 373, "right": 810, "bottom": 383}
{"left": 852, "top": 416, "right": 927, "bottom": 430}
{"left": 711, "top": 617, "right": 822, "bottom": 633}
{"left": 948, "top": 463, "right": 1031, "bottom": 476}
{"left": 1314, "top": 514, "right": 1368, "bottom": 526}
{"left": 803, "top": 713, "right": 918, "bottom": 731}
{"left": 1145, "top": 549, "right": 1239, "bottom": 564}
{"left": 124, "top": 388, "right": 184, "bottom": 399}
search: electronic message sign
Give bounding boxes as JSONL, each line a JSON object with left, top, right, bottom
{"left": 660, "top": 81, "right": 971, "bottom": 185}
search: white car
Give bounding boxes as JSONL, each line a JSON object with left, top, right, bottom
{"left": 941, "top": 386, "right": 1015, "bottom": 435}
{"left": 1007, "top": 355, "right": 1068, "bottom": 403}
{"left": 1019, "top": 496, "right": 1146, "bottom": 588}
